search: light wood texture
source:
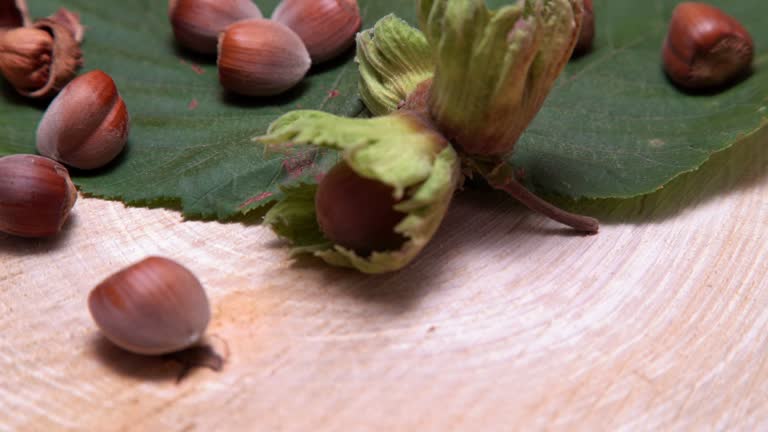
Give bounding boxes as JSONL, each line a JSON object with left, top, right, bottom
{"left": 1, "top": 129, "right": 767, "bottom": 431}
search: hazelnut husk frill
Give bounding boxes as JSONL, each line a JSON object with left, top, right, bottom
{"left": 0, "top": 1, "right": 84, "bottom": 98}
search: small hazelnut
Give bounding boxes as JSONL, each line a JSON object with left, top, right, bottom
{"left": 36, "top": 70, "right": 130, "bottom": 170}
{"left": 217, "top": 19, "right": 311, "bottom": 96}
{"left": 315, "top": 162, "right": 406, "bottom": 256}
{"left": 272, "top": 0, "right": 361, "bottom": 63}
{"left": 0, "top": 154, "right": 77, "bottom": 238}
{"left": 169, "top": 0, "right": 262, "bottom": 55}
{"left": 663, "top": 2, "right": 754, "bottom": 90}
{"left": 572, "top": 0, "right": 594, "bottom": 56}
{"left": 88, "top": 257, "right": 211, "bottom": 356}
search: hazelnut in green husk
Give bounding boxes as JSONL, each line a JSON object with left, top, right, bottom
{"left": 260, "top": 110, "right": 460, "bottom": 274}
{"left": 359, "top": 0, "right": 597, "bottom": 233}
{"left": 419, "top": 0, "right": 584, "bottom": 157}
{"left": 258, "top": 0, "right": 598, "bottom": 274}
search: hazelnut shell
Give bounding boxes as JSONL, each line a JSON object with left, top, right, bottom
{"left": 315, "top": 162, "right": 406, "bottom": 255}
{"left": 169, "top": 0, "right": 262, "bottom": 55}
{"left": 36, "top": 70, "right": 130, "bottom": 170}
{"left": 663, "top": 2, "right": 754, "bottom": 89}
{"left": 0, "top": 154, "right": 77, "bottom": 238}
{"left": 217, "top": 19, "right": 311, "bottom": 96}
{"left": 272, "top": 0, "right": 361, "bottom": 63}
{"left": 88, "top": 257, "right": 211, "bottom": 356}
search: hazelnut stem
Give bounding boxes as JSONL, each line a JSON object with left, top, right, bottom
{"left": 402, "top": 78, "right": 598, "bottom": 234}
{"left": 483, "top": 162, "right": 599, "bottom": 234}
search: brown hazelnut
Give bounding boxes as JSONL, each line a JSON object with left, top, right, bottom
{"left": 0, "top": 9, "right": 84, "bottom": 98}
{"left": 0, "top": 154, "right": 77, "bottom": 238}
{"left": 88, "top": 257, "right": 211, "bottom": 356}
{"left": 573, "top": 0, "right": 594, "bottom": 56}
{"left": 36, "top": 70, "right": 130, "bottom": 170}
{"left": 315, "top": 162, "right": 406, "bottom": 255}
{"left": 663, "top": 2, "right": 754, "bottom": 90}
{"left": 217, "top": 19, "right": 311, "bottom": 96}
{"left": 169, "top": 0, "right": 262, "bottom": 55}
{"left": 0, "top": 0, "right": 31, "bottom": 30}
{"left": 272, "top": 0, "right": 361, "bottom": 63}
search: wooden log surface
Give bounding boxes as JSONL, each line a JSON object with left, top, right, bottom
{"left": 1, "top": 128, "right": 767, "bottom": 431}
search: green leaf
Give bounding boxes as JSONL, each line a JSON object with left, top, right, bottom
{"left": 0, "top": 0, "right": 766, "bottom": 221}
{"left": 511, "top": 0, "right": 768, "bottom": 198}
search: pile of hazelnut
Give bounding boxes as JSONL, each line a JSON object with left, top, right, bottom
{"left": 0, "top": 0, "right": 756, "bottom": 362}
{"left": 0, "top": 0, "right": 361, "bottom": 362}
{"left": 169, "top": 0, "right": 361, "bottom": 96}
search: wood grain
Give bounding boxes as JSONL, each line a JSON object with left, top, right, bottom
{"left": 1, "top": 128, "right": 767, "bottom": 431}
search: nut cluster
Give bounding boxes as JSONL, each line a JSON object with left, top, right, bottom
{"left": 0, "top": 0, "right": 762, "bottom": 372}
{"left": 169, "top": 0, "right": 361, "bottom": 96}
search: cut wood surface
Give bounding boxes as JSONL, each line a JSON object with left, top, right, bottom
{"left": 1, "top": 129, "right": 767, "bottom": 431}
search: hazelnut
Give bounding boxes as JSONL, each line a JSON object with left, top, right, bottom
{"left": 573, "top": 0, "right": 594, "bottom": 56}
{"left": 272, "top": 0, "right": 361, "bottom": 63}
{"left": 36, "top": 70, "right": 130, "bottom": 170}
{"left": 0, "top": 27, "right": 53, "bottom": 92}
{"left": 0, "top": 12, "right": 83, "bottom": 98}
{"left": 88, "top": 257, "right": 211, "bottom": 356}
{"left": 0, "top": 154, "right": 77, "bottom": 238}
{"left": 0, "top": 0, "right": 31, "bottom": 29}
{"left": 663, "top": 2, "right": 754, "bottom": 90}
{"left": 217, "top": 19, "right": 311, "bottom": 96}
{"left": 169, "top": 0, "right": 262, "bottom": 55}
{"left": 315, "top": 162, "right": 406, "bottom": 256}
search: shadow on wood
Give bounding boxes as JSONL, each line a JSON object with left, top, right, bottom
{"left": 89, "top": 334, "right": 226, "bottom": 383}
{"left": 0, "top": 213, "right": 78, "bottom": 255}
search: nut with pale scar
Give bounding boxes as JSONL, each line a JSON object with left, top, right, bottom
{"left": 36, "top": 70, "right": 130, "bottom": 170}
